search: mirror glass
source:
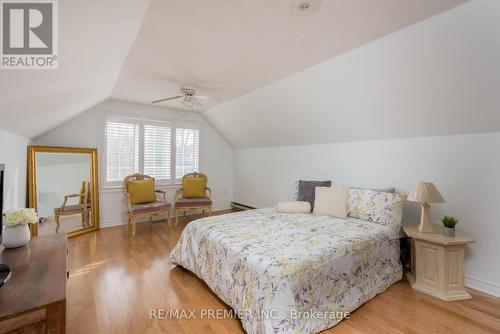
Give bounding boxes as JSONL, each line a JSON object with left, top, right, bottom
{"left": 31, "top": 149, "right": 98, "bottom": 236}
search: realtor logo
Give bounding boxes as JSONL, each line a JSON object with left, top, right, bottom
{"left": 1, "top": 0, "right": 58, "bottom": 69}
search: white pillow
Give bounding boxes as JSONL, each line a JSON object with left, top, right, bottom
{"left": 313, "top": 187, "right": 350, "bottom": 218}
{"left": 277, "top": 201, "right": 311, "bottom": 213}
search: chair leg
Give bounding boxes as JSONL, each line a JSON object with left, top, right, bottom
{"left": 175, "top": 209, "right": 179, "bottom": 226}
{"left": 55, "top": 215, "right": 60, "bottom": 233}
{"left": 131, "top": 216, "right": 137, "bottom": 237}
{"left": 149, "top": 215, "right": 153, "bottom": 224}
{"left": 167, "top": 210, "right": 171, "bottom": 228}
{"left": 208, "top": 207, "right": 212, "bottom": 216}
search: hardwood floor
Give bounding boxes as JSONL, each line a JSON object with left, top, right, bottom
{"left": 67, "top": 211, "right": 500, "bottom": 334}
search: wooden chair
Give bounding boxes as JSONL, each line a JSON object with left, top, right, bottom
{"left": 174, "top": 172, "right": 212, "bottom": 226}
{"left": 124, "top": 174, "right": 171, "bottom": 237}
{"left": 54, "top": 181, "right": 91, "bottom": 233}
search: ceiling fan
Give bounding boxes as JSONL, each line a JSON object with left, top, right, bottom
{"left": 152, "top": 88, "right": 219, "bottom": 109}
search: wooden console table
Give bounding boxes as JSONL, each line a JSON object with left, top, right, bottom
{"left": 403, "top": 224, "right": 474, "bottom": 301}
{"left": 0, "top": 234, "right": 67, "bottom": 333}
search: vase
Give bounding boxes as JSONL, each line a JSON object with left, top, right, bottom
{"left": 443, "top": 227, "right": 455, "bottom": 237}
{"left": 2, "top": 224, "right": 31, "bottom": 248}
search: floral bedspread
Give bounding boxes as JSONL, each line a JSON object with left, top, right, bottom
{"left": 170, "top": 208, "right": 402, "bottom": 334}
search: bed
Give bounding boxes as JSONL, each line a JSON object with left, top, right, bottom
{"left": 170, "top": 208, "right": 402, "bottom": 334}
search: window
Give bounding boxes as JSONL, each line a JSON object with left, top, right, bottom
{"left": 144, "top": 124, "right": 171, "bottom": 180}
{"left": 105, "top": 120, "right": 139, "bottom": 182}
{"left": 175, "top": 127, "right": 200, "bottom": 180}
{"left": 104, "top": 117, "right": 199, "bottom": 187}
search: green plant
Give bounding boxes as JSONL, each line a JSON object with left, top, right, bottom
{"left": 442, "top": 215, "right": 459, "bottom": 228}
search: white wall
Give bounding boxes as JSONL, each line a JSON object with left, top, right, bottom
{"left": 34, "top": 100, "right": 234, "bottom": 227}
{"left": 0, "top": 129, "right": 30, "bottom": 211}
{"left": 234, "top": 132, "right": 500, "bottom": 296}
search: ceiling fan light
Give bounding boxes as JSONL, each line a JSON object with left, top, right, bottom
{"left": 182, "top": 97, "right": 194, "bottom": 108}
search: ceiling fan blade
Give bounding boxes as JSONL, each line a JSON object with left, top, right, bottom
{"left": 195, "top": 95, "right": 221, "bottom": 101}
{"left": 152, "top": 95, "right": 182, "bottom": 103}
{"left": 192, "top": 98, "right": 203, "bottom": 107}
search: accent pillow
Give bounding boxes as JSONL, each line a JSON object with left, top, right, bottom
{"left": 297, "top": 180, "right": 332, "bottom": 211}
{"left": 347, "top": 188, "right": 407, "bottom": 234}
{"left": 128, "top": 178, "right": 156, "bottom": 204}
{"left": 183, "top": 177, "right": 207, "bottom": 198}
{"left": 277, "top": 201, "right": 311, "bottom": 214}
{"left": 313, "top": 187, "right": 350, "bottom": 218}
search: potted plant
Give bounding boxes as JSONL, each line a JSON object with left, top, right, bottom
{"left": 2, "top": 208, "right": 38, "bottom": 248}
{"left": 442, "top": 215, "right": 459, "bottom": 237}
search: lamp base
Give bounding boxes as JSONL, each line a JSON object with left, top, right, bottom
{"left": 418, "top": 202, "right": 436, "bottom": 234}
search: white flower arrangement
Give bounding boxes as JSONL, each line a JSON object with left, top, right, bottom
{"left": 3, "top": 208, "right": 38, "bottom": 226}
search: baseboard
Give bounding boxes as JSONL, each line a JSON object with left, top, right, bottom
{"left": 465, "top": 275, "right": 500, "bottom": 297}
{"left": 100, "top": 218, "right": 128, "bottom": 228}
{"left": 100, "top": 207, "right": 232, "bottom": 228}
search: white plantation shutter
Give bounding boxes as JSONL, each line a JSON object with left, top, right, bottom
{"left": 105, "top": 120, "right": 140, "bottom": 182}
{"left": 104, "top": 117, "right": 200, "bottom": 186}
{"left": 175, "top": 127, "right": 200, "bottom": 180}
{"left": 144, "top": 124, "right": 171, "bottom": 180}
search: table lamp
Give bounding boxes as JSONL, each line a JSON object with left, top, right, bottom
{"left": 408, "top": 182, "right": 444, "bottom": 233}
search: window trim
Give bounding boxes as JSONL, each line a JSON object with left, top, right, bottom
{"left": 101, "top": 113, "right": 200, "bottom": 190}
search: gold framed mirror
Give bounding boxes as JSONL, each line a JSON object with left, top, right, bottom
{"left": 27, "top": 145, "right": 100, "bottom": 237}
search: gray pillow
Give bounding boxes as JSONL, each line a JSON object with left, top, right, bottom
{"left": 352, "top": 186, "right": 396, "bottom": 193}
{"left": 297, "top": 180, "right": 332, "bottom": 211}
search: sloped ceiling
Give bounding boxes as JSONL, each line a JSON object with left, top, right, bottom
{"left": 0, "top": 0, "right": 151, "bottom": 138}
{"left": 0, "top": 0, "right": 468, "bottom": 140}
{"left": 205, "top": 0, "right": 500, "bottom": 148}
{"left": 113, "top": 0, "right": 466, "bottom": 112}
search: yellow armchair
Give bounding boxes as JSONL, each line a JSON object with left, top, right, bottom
{"left": 124, "top": 174, "right": 171, "bottom": 236}
{"left": 174, "top": 172, "right": 212, "bottom": 225}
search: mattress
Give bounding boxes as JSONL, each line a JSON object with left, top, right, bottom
{"left": 170, "top": 208, "right": 402, "bottom": 334}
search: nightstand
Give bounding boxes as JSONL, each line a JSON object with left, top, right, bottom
{"left": 403, "top": 224, "right": 474, "bottom": 301}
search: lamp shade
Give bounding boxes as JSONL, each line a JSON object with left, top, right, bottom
{"left": 407, "top": 182, "right": 445, "bottom": 203}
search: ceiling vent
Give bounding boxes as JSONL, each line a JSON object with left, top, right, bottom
{"left": 290, "top": 0, "right": 321, "bottom": 16}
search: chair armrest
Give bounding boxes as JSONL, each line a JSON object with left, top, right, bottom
{"left": 155, "top": 189, "right": 167, "bottom": 203}
{"left": 175, "top": 188, "right": 184, "bottom": 201}
{"left": 123, "top": 192, "right": 133, "bottom": 211}
{"left": 60, "top": 194, "right": 79, "bottom": 211}
{"left": 205, "top": 187, "right": 212, "bottom": 199}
